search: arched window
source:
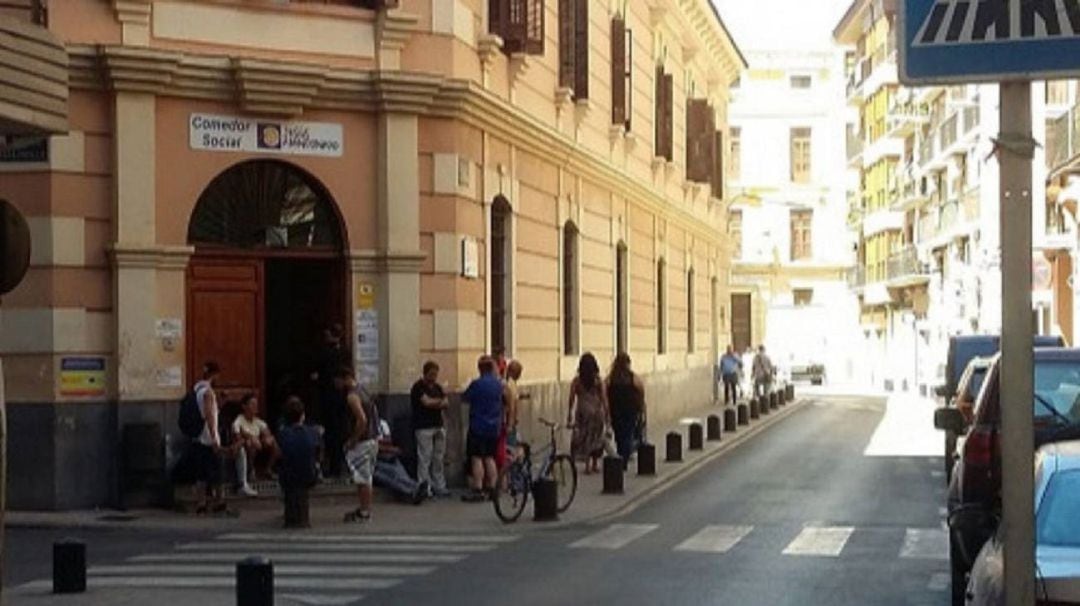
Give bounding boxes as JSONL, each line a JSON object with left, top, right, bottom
{"left": 563, "top": 221, "right": 580, "bottom": 356}
{"left": 491, "top": 196, "right": 513, "bottom": 352}
{"left": 687, "top": 267, "right": 695, "bottom": 352}
{"left": 188, "top": 160, "right": 343, "bottom": 250}
{"left": 657, "top": 257, "right": 666, "bottom": 354}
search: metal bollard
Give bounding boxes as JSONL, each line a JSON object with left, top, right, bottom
{"left": 53, "top": 539, "right": 86, "bottom": 594}
{"left": 759, "top": 395, "right": 771, "bottom": 415}
{"left": 688, "top": 423, "right": 704, "bottom": 450}
{"left": 602, "top": 456, "right": 624, "bottom": 494}
{"left": 737, "top": 403, "right": 749, "bottom": 425}
{"left": 532, "top": 479, "right": 559, "bottom": 521}
{"left": 750, "top": 397, "right": 760, "bottom": 419}
{"left": 637, "top": 442, "right": 657, "bottom": 476}
{"left": 666, "top": 431, "right": 683, "bottom": 462}
{"left": 725, "top": 407, "right": 738, "bottom": 431}
{"left": 770, "top": 391, "right": 779, "bottom": 410}
{"left": 236, "top": 556, "right": 273, "bottom": 606}
{"left": 786, "top": 384, "right": 795, "bottom": 401}
{"left": 707, "top": 415, "right": 722, "bottom": 441}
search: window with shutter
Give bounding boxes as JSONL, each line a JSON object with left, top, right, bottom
{"left": 686, "top": 99, "right": 715, "bottom": 183}
{"left": 790, "top": 209, "right": 813, "bottom": 261}
{"left": 712, "top": 130, "right": 724, "bottom": 199}
{"left": 563, "top": 221, "right": 580, "bottom": 355}
{"left": 790, "top": 127, "right": 812, "bottom": 183}
{"left": 611, "top": 17, "right": 629, "bottom": 129}
{"left": 490, "top": 0, "right": 545, "bottom": 55}
{"left": 655, "top": 67, "right": 673, "bottom": 161}
{"left": 557, "top": 0, "right": 588, "bottom": 99}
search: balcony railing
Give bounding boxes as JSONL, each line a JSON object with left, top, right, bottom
{"left": 1047, "top": 103, "right": 1080, "bottom": 173}
{"left": 847, "top": 126, "right": 864, "bottom": 161}
{"left": 940, "top": 114, "right": 959, "bottom": 150}
{"left": 847, "top": 265, "right": 866, "bottom": 289}
{"left": 887, "top": 245, "right": 928, "bottom": 282}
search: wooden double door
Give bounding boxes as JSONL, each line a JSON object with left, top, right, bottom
{"left": 187, "top": 254, "right": 347, "bottom": 422}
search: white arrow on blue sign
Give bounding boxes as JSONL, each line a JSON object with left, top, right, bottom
{"left": 900, "top": 0, "right": 1080, "bottom": 84}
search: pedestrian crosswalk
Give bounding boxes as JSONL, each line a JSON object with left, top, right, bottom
{"left": 13, "top": 531, "right": 520, "bottom": 604}
{"left": 570, "top": 523, "right": 949, "bottom": 561}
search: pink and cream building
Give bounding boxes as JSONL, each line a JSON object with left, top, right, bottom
{"left": 0, "top": 0, "right": 742, "bottom": 509}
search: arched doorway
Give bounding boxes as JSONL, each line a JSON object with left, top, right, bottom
{"left": 186, "top": 160, "right": 349, "bottom": 425}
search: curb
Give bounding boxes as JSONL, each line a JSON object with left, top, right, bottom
{"left": 565, "top": 396, "right": 810, "bottom": 529}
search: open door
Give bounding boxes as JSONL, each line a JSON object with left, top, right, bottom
{"left": 731, "top": 292, "right": 752, "bottom": 352}
{"left": 187, "top": 258, "right": 264, "bottom": 408}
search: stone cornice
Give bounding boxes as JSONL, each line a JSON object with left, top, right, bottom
{"left": 112, "top": 0, "right": 151, "bottom": 26}
{"left": 350, "top": 250, "right": 427, "bottom": 274}
{"left": 376, "top": 9, "right": 419, "bottom": 51}
{"left": 108, "top": 244, "right": 195, "bottom": 270}
{"left": 69, "top": 45, "right": 723, "bottom": 243}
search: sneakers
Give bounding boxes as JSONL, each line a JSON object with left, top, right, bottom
{"left": 343, "top": 508, "right": 371, "bottom": 524}
{"left": 460, "top": 489, "right": 487, "bottom": 503}
{"left": 239, "top": 483, "right": 258, "bottom": 498}
{"left": 412, "top": 481, "right": 429, "bottom": 506}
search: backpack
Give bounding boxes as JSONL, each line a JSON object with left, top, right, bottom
{"left": 178, "top": 387, "right": 205, "bottom": 439}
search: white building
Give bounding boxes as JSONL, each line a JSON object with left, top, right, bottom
{"left": 726, "top": 46, "right": 862, "bottom": 385}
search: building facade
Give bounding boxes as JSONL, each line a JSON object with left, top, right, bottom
{"left": 726, "top": 47, "right": 860, "bottom": 385}
{"left": 835, "top": 0, "right": 1055, "bottom": 394}
{"left": 0, "top": 0, "right": 743, "bottom": 509}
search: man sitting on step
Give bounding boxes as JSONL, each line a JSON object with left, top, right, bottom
{"left": 374, "top": 419, "right": 428, "bottom": 505}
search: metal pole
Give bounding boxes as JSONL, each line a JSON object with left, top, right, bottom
{"left": 999, "top": 80, "right": 1035, "bottom": 606}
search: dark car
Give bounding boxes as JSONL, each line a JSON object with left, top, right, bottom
{"left": 935, "top": 335, "right": 1065, "bottom": 480}
{"left": 937, "top": 348, "right": 1080, "bottom": 606}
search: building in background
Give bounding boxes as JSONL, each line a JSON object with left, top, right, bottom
{"left": 0, "top": 0, "right": 743, "bottom": 509}
{"left": 726, "top": 46, "right": 860, "bottom": 386}
{"left": 835, "top": 0, "right": 1054, "bottom": 394}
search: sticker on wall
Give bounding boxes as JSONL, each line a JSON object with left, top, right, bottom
{"left": 155, "top": 318, "right": 182, "bottom": 338}
{"left": 461, "top": 236, "right": 479, "bottom": 279}
{"left": 59, "top": 357, "right": 106, "bottom": 398}
{"left": 156, "top": 366, "right": 183, "bottom": 388}
{"left": 356, "top": 282, "right": 376, "bottom": 310}
{"left": 189, "top": 113, "right": 343, "bottom": 158}
{"left": 355, "top": 309, "right": 379, "bottom": 387}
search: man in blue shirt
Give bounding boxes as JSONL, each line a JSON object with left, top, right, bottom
{"left": 461, "top": 356, "right": 504, "bottom": 502}
{"left": 719, "top": 345, "right": 743, "bottom": 405}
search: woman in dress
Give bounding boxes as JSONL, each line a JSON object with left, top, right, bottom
{"left": 606, "top": 352, "right": 646, "bottom": 469}
{"left": 567, "top": 353, "right": 608, "bottom": 474}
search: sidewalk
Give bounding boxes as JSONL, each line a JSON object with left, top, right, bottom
{"left": 8, "top": 394, "right": 811, "bottom": 535}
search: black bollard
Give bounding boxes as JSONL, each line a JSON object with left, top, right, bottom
{"left": 533, "top": 478, "right": 559, "bottom": 521}
{"left": 666, "top": 431, "right": 683, "bottom": 462}
{"left": 770, "top": 391, "right": 779, "bottom": 410}
{"left": 759, "top": 395, "right": 770, "bottom": 415}
{"left": 688, "top": 423, "right": 704, "bottom": 451}
{"left": 236, "top": 556, "right": 273, "bottom": 606}
{"left": 750, "top": 397, "right": 760, "bottom": 419}
{"left": 53, "top": 539, "right": 86, "bottom": 594}
{"left": 737, "top": 403, "right": 749, "bottom": 425}
{"left": 707, "top": 415, "right": 722, "bottom": 441}
{"left": 602, "top": 456, "right": 624, "bottom": 494}
{"left": 637, "top": 442, "right": 656, "bottom": 476}
{"left": 725, "top": 407, "right": 738, "bottom": 431}
{"left": 786, "top": 384, "right": 795, "bottom": 401}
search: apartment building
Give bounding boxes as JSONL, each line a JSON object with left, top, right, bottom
{"left": 835, "top": 0, "right": 1052, "bottom": 394}
{"left": 726, "top": 47, "right": 860, "bottom": 385}
{"left": 0, "top": 0, "right": 743, "bottom": 509}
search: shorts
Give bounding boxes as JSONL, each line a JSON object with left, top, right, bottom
{"left": 345, "top": 439, "right": 378, "bottom": 486}
{"left": 190, "top": 442, "right": 222, "bottom": 486}
{"left": 466, "top": 432, "right": 499, "bottom": 459}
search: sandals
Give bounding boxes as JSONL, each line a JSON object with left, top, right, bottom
{"left": 343, "top": 509, "right": 371, "bottom": 523}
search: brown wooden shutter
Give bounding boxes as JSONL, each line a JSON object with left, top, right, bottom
{"left": 712, "top": 129, "right": 725, "bottom": 199}
{"left": 686, "top": 100, "right": 714, "bottom": 182}
{"left": 611, "top": 17, "right": 626, "bottom": 127}
{"left": 655, "top": 66, "right": 664, "bottom": 158}
{"left": 656, "top": 69, "right": 673, "bottom": 161}
{"left": 558, "top": 0, "right": 575, "bottom": 89}
{"left": 493, "top": 0, "right": 545, "bottom": 55}
{"left": 686, "top": 99, "right": 699, "bottom": 179}
{"left": 573, "top": 0, "right": 589, "bottom": 100}
{"left": 525, "top": 0, "right": 544, "bottom": 54}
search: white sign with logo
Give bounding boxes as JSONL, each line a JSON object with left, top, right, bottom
{"left": 189, "top": 113, "right": 343, "bottom": 158}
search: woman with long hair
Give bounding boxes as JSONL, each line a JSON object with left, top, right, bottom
{"left": 606, "top": 352, "right": 646, "bottom": 469}
{"left": 567, "top": 352, "right": 609, "bottom": 474}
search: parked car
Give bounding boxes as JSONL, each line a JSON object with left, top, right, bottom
{"left": 937, "top": 348, "right": 1080, "bottom": 606}
{"left": 940, "top": 356, "right": 994, "bottom": 482}
{"left": 965, "top": 440, "right": 1080, "bottom": 605}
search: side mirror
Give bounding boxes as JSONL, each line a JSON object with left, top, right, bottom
{"left": 934, "top": 407, "right": 965, "bottom": 433}
{"left": 934, "top": 385, "right": 950, "bottom": 398}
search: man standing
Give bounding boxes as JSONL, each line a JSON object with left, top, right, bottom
{"left": 412, "top": 361, "right": 450, "bottom": 498}
{"left": 461, "top": 356, "right": 503, "bottom": 502}
{"left": 338, "top": 367, "right": 379, "bottom": 523}
{"left": 719, "top": 345, "right": 742, "bottom": 405}
{"left": 752, "top": 344, "right": 775, "bottom": 399}
{"left": 313, "top": 325, "right": 348, "bottom": 477}
{"left": 503, "top": 360, "right": 524, "bottom": 458}
{"left": 192, "top": 362, "right": 233, "bottom": 515}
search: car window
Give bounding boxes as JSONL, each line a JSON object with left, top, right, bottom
{"left": 1037, "top": 470, "right": 1080, "bottom": 547}
{"left": 965, "top": 367, "right": 988, "bottom": 401}
{"left": 1034, "top": 361, "right": 1080, "bottom": 424}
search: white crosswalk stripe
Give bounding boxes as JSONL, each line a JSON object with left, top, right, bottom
{"left": 570, "top": 524, "right": 659, "bottom": 550}
{"left": 673, "top": 525, "right": 754, "bottom": 554}
{"left": 899, "top": 528, "right": 949, "bottom": 560}
{"left": 13, "top": 532, "right": 518, "bottom": 602}
{"left": 781, "top": 526, "right": 855, "bottom": 557}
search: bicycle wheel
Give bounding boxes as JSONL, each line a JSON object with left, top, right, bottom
{"left": 548, "top": 454, "right": 578, "bottom": 513}
{"left": 493, "top": 463, "right": 529, "bottom": 523}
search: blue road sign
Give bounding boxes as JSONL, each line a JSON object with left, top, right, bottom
{"left": 900, "top": 0, "right": 1080, "bottom": 84}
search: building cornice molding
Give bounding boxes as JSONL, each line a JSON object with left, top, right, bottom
{"left": 349, "top": 249, "right": 427, "bottom": 274}
{"left": 108, "top": 244, "right": 194, "bottom": 269}
{"left": 70, "top": 45, "right": 724, "bottom": 244}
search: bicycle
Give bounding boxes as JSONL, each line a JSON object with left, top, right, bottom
{"left": 493, "top": 418, "right": 578, "bottom": 523}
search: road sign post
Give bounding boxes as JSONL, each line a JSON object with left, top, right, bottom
{"left": 896, "top": 0, "right": 1072, "bottom": 602}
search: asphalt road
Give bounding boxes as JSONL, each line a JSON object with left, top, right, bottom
{"left": 4, "top": 394, "right": 949, "bottom": 606}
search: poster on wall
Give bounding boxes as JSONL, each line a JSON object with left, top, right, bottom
{"left": 355, "top": 309, "right": 379, "bottom": 387}
{"left": 189, "top": 113, "right": 344, "bottom": 158}
{"left": 59, "top": 357, "right": 106, "bottom": 398}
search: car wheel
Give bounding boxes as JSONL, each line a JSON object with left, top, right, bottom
{"left": 950, "top": 535, "right": 966, "bottom": 606}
